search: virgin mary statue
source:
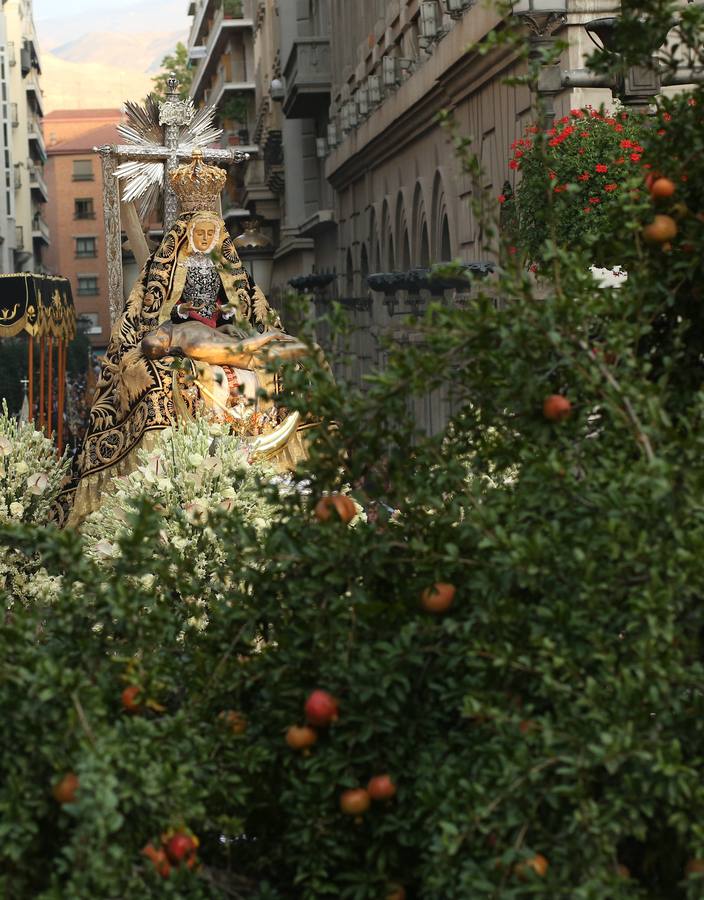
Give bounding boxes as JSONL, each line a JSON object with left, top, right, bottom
{"left": 62, "top": 153, "right": 310, "bottom": 527}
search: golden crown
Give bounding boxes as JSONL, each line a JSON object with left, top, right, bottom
{"left": 169, "top": 150, "right": 228, "bottom": 214}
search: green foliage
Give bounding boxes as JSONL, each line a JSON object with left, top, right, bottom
{"left": 508, "top": 108, "right": 650, "bottom": 266}
{"left": 4, "top": 4, "right": 704, "bottom": 900}
{"left": 152, "top": 42, "right": 193, "bottom": 103}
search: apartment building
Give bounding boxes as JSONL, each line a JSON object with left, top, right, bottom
{"left": 4, "top": 0, "right": 48, "bottom": 272}
{"left": 187, "top": 0, "right": 259, "bottom": 224}
{"left": 0, "top": 5, "right": 15, "bottom": 272}
{"left": 43, "top": 109, "right": 122, "bottom": 349}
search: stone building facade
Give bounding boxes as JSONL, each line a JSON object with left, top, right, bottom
{"left": 3, "top": 0, "right": 48, "bottom": 273}
{"left": 187, "top": 0, "right": 634, "bottom": 429}
{"left": 43, "top": 110, "right": 122, "bottom": 350}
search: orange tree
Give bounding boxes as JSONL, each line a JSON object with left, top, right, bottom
{"left": 3, "top": 2, "right": 704, "bottom": 899}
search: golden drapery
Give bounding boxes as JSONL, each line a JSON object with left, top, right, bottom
{"left": 59, "top": 213, "right": 308, "bottom": 528}
{"left": 0, "top": 274, "right": 76, "bottom": 341}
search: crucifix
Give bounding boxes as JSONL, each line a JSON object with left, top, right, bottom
{"left": 95, "top": 76, "right": 252, "bottom": 326}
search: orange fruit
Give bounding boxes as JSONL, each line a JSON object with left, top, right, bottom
{"left": 515, "top": 853, "right": 549, "bottom": 880}
{"left": 642, "top": 214, "right": 677, "bottom": 244}
{"left": 121, "top": 684, "right": 142, "bottom": 714}
{"left": 650, "top": 177, "right": 676, "bottom": 200}
{"left": 367, "top": 774, "right": 397, "bottom": 801}
{"left": 52, "top": 772, "right": 79, "bottom": 804}
{"left": 543, "top": 394, "right": 572, "bottom": 422}
{"left": 314, "top": 493, "right": 357, "bottom": 524}
{"left": 220, "top": 710, "right": 247, "bottom": 734}
{"left": 285, "top": 725, "right": 318, "bottom": 751}
{"left": 339, "top": 788, "right": 371, "bottom": 816}
{"left": 305, "top": 690, "right": 339, "bottom": 726}
{"left": 420, "top": 582, "right": 456, "bottom": 613}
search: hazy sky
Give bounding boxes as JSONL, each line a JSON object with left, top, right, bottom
{"left": 34, "top": 0, "right": 139, "bottom": 16}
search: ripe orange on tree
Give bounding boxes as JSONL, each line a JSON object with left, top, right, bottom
{"left": 367, "top": 774, "right": 397, "bottom": 801}
{"left": 642, "top": 214, "right": 678, "bottom": 245}
{"left": 285, "top": 724, "right": 318, "bottom": 750}
{"left": 121, "top": 684, "right": 142, "bottom": 714}
{"left": 314, "top": 493, "right": 357, "bottom": 524}
{"left": 543, "top": 394, "right": 572, "bottom": 422}
{"left": 304, "top": 689, "right": 339, "bottom": 726}
{"left": 165, "top": 832, "right": 198, "bottom": 865}
{"left": 220, "top": 710, "right": 247, "bottom": 734}
{"left": 52, "top": 772, "right": 79, "bottom": 805}
{"left": 650, "top": 177, "right": 676, "bottom": 200}
{"left": 420, "top": 582, "right": 456, "bottom": 613}
{"left": 515, "top": 853, "right": 549, "bottom": 880}
{"left": 339, "top": 788, "right": 371, "bottom": 817}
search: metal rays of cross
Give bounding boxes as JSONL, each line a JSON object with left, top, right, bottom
{"left": 95, "top": 76, "right": 252, "bottom": 325}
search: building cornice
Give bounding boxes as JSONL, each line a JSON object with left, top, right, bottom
{"left": 326, "top": 8, "right": 519, "bottom": 191}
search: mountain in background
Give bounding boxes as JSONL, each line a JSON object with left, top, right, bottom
{"left": 36, "top": 0, "right": 189, "bottom": 112}
{"left": 50, "top": 30, "right": 185, "bottom": 74}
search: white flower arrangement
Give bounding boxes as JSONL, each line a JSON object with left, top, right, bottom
{"left": 82, "top": 419, "right": 283, "bottom": 610}
{"left": 0, "top": 401, "right": 70, "bottom": 606}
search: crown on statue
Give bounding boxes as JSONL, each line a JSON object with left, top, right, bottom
{"left": 169, "top": 149, "right": 227, "bottom": 214}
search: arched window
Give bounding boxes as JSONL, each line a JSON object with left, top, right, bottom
{"left": 345, "top": 249, "right": 354, "bottom": 297}
{"left": 360, "top": 244, "right": 369, "bottom": 290}
{"left": 440, "top": 216, "right": 452, "bottom": 262}
{"left": 401, "top": 229, "right": 411, "bottom": 271}
{"left": 420, "top": 223, "right": 430, "bottom": 268}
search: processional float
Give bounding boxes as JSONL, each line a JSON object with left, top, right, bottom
{"left": 94, "top": 76, "right": 251, "bottom": 327}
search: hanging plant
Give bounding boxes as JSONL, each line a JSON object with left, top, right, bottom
{"left": 222, "top": 0, "right": 244, "bottom": 18}
{"left": 504, "top": 107, "right": 653, "bottom": 266}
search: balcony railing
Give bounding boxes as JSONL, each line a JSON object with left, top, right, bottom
{"left": 189, "top": 0, "right": 254, "bottom": 49}
{"left": 204, "top": 66, "right": 255, "bottom": 110}
{"left": 32, "top": 214, "right": 50, "bottom": 245}
{"left": 189, "top": 1, "right": 255, "bottom": 101}
{"left": 27, "top": 120, "right": 47, "bottom": 161}
{"left": 25, "top": 73, "right": 44, "bottom": 117}
{"left": 283, "top": 37, "right": 332, "bottom": 119}
{"left": 28, "top": 165, "right": 49, "bottom": 201}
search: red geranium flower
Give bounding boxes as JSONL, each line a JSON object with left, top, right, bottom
{"left": 604, "top": 183, "right": 618, "bottom": 192}
{"left": 595, "top": 164, "right": 608, "bottom": 173}
{"left": 578, "top": 173, "right": 590, "bottom": 182}
{"left": 498, "top": 194, "right": 506, "bottom": 204}
{"left": 509, "top": 160, "right": 520, "bottom": 170}
{"left": 620, "top": 139, "right": 633, "bottom": 149}
{"left": 630, "top": 153, "right": 642, "bottom": 162}
{"left": 589, "top": 196, "right": 601, "bottom": 204}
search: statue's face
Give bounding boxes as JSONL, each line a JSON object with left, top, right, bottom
{"left": 192, "top": 221, "right": 217, "bottom": 252}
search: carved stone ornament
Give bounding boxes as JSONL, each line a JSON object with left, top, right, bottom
{"left": 521, "top": 11, "right": 568, "bottom": 37}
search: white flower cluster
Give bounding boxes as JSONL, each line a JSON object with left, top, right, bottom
{"left": 0, "top": 401, "right": 69, "bottom": 607}
{"left": 82, "top": 420, "right": 283, "bottom": 608}
{"left": 0, "top": 402, "right": 68, "bottom": 526}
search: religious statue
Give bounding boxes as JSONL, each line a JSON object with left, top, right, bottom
{"left": 62, "top": 151, "right": 312, "bottom": 527}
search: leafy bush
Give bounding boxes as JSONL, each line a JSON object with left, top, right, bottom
{"left": 3, "top": 4, "right": 704, "bottom": 900}
{"left": 506, "top": 107, "right": 650, "bottom": 265}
